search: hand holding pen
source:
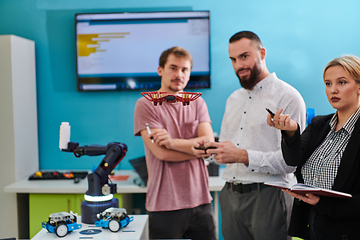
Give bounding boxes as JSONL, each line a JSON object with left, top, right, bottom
{"left": 145, "top": 124, "right": 175, "bottom": 149}
{"left": 146, "top": 123, "right": 154, "bottom": 143}
{"left": 266, "top": 108, "right": 298, "bottom": 137}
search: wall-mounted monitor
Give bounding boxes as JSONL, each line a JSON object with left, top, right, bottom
{"left": 75, "top": 11, "right": 210, "bottom": 91}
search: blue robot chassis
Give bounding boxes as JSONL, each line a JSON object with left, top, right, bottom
{"left": 42, "top": 212, "right": 82, "bottom": 237}
{"left": 95, "top": 207, "right": 134, "bottom": 232}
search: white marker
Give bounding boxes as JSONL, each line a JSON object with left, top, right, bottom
{"left": 146, "top": 123, "right": 154, "bottom": 143}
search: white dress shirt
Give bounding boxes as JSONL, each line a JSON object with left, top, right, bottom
{"left": 220, "top": 73, "right": 307, "bottom": 184}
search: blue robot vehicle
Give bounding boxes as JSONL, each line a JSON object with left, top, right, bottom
{"left": 95, "top": 207, "right": 133, "bottom": 232}
{"left": 41, "top": 211, "right": 82, "bottom": 237}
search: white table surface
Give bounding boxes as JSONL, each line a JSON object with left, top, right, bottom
{"left": 31, "top": 215, "right": 149, "bottom": 240}
{"left": 4, "top": 170, "right": 144, "bottom": 194}
{"left": 4, "top": 169, "right": 226, "bottom": 193}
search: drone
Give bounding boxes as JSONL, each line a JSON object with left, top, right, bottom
{"left": 141, "top": 91, "right": 202, "bottom": 106}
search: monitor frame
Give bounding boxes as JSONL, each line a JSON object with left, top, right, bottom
{"left": 75, "top": 11, "right": 211, "bottom": 91}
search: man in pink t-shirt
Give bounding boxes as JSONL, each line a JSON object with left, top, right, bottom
{"left": 134, "top": 46, "right": 216, "bottom": 240}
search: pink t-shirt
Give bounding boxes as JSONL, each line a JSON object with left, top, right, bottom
{"left": 134, "top": 97, "right": 213, "bottom": 212}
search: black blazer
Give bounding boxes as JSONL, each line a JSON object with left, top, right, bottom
{"left": 281, "top": 114, "right": 360, "bottom": 239}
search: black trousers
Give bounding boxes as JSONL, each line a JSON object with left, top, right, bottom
{"left": 148, "top": 203, "right": 216, "bottom": 240}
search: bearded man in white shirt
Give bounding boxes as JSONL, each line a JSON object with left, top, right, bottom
{"left": 194, "top": 31, "right": 307, "bottom": 240}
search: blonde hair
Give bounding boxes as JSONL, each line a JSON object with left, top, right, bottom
{"left": 323, "top": 55, "right": 360, "bottom": 83}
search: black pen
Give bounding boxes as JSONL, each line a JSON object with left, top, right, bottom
{"left": 266, "top": 108, "right": 275, "bottom": 117}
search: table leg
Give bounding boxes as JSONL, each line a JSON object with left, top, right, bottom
{"left": 214, "top": 191, "right": 219, "bottom": 240}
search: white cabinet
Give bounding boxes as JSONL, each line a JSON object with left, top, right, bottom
{"left": 0, "top": 35, "right": 39, "bottom": 239}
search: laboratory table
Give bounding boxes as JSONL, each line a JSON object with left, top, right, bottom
{"left": 5, "top": 169, "right": 226, "bottom": 239}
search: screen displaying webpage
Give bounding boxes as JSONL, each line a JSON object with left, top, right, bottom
{"left": 75, "top": 11, "right": 210, "bottom": 91}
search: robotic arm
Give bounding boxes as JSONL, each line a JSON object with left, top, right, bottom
{"left": 63, "top": 142, "right": 127, "bottom": 197}
{"left": 59, "top": 123, "right": 128, "bottom": 224}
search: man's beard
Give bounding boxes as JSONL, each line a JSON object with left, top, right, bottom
{"left": 236, "top": 63, "right": 261, "bottom": 90}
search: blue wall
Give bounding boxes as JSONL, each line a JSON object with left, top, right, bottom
{"left": 1, "top": 0, "right": 360, "bottom": 170}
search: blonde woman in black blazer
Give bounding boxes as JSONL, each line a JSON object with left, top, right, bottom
{"left": 267, "top": 55, "right": 360, "bottom": 240}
